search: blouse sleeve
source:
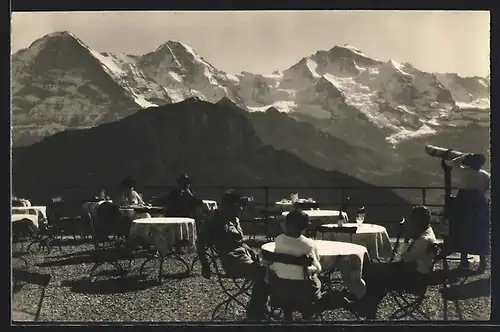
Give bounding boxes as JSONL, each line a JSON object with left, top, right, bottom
{"left": 135, "top": 191, "right": 145, "bottom": 205}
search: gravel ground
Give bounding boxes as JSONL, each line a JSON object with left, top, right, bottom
{"left": 12, "top": 236, "right": 491, "bottom": 322}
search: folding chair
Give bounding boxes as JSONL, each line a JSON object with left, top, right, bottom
{"left": 12, "top": 219, "right": 40, "bottom": 267}
{"left": 12, "top": 269, "right": 51, "bottom": 321}
{"left": 199, "top": 245, "right": 254, "bottom": 321}
{"left": 389, "top": 242, "right": 449, "bottom": 320}
{"left": 261, "top": 250, "right": 323, "bottom": 321}
{"left": 87, "top": 202, "right": 134, "bottom": 281}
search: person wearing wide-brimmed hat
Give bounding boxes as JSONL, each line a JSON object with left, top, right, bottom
{"left": 445, "top": 152, "right": 490, "bottom": 273}
{"left": 153, "top": 174, "right": 200, "bottom": 217}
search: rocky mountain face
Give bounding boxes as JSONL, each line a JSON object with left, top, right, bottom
{"left": 12, "top": 99, "right": 412, "bottom": 223}
{"left": 12, "top": 31, "right": 490, "bottom": 191}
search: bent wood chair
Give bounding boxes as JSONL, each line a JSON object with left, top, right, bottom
{"left": 389, "top": 242, "right": 450, "bottom": 320}
{"left": 87, "top": 202, "right": 134, "bottom": 281}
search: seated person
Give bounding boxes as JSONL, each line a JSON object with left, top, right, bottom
{"left": 116, "top": 177, "right": 150, "bottom": 220}
{"left": 153, "top": 174, "right": 199, "bottom": 217}
{"left": 197, "top": 190, "right": 269, "bottom": 320}
{"left": 117, "top": 177, "right": 146, "bottom": 206}
{"left": 350, "top": 205, "right": 437, "bottom": 313}
{"left": 269, "top": 209, "right": 323, "bottom": 315}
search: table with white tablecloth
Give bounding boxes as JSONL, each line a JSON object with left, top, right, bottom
{"left": 129, "top": 217, "right": 196, "bottom": 257}
{"left": 317, "top": 223, "right": 393, "bottom": 261}
{"left": 129, "top": 217, "right": 195, "bottom": 280}
{"left": 12, "top": 206, "right": 47, "bottom": 228}
{"left": 261, "top": 239, "right": 369, "bottom": 299}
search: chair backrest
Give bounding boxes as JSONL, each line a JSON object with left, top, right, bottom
{"left": 261, "top": 250, "right": 313, "bottom": 281}
{"left": 92, "top": 202, "right": 124, "bottom": 243}
{"left": 261, "top": 250, "right": 313, "bottom": 266}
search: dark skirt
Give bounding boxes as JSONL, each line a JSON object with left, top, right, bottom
{"left": 449, "top": 189, "right": 490, "bottom": 255}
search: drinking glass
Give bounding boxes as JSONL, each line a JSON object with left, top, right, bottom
{"left": 356, "top": 213, "right": 365, "bottom": 226}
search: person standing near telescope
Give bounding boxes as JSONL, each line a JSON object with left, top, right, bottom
{"left": 443, "top": 151, "right": 490, "bottom": 273}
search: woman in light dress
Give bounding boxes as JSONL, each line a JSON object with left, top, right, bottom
{"left": 445, "top": 152, "right": 490, "bottom": 273}
{"left": 118, "top": 177, "right": 146, "bottom": 206}
{"left": 117, "top": 177, "right": 150, "bottom": 219}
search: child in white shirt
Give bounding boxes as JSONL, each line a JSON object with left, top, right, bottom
{"left": 269, "top": 209, "right": 323, "bottom": 311}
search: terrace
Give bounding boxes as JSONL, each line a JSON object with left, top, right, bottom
{"left": 11, "top": 185, "right": 490, "bottom": 322}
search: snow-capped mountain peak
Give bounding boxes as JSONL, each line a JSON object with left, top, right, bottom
{"left": 12, "top": 31, "right": 490, "bottom": 151}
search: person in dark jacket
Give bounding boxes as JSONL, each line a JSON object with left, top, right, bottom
{"left": 154, "top": 174, "right": 200, "bottom": 217}
{"left": 198, "top": 190, "right": 269, "bottom": 320}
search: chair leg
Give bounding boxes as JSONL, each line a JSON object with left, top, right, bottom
{"left": 190, "top": 254, "right": 199, "bottom": 272}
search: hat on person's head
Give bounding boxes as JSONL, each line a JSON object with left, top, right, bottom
{"left": 410, "top": 205, "right": 431, "bottom": 225}
{"left": 120, "top": 177, "right": 136, "bottom": 189}
{"left": 286, "top": 209, "right": 310, "bottom": 230}
{"left": 176, "top": 174, "right": 191, "bottom": 184}
{"left": 222, "top": 190, "right": 243, "bottom": 206}
{"left": 462, "top": 153, "right": 486, "bottom": 171}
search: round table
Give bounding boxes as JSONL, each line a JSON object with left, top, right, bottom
{"left": 130, "top": 217, "right": 196, "bottom": 257}
{"left": 130, "top": 217, "right": 195, "bottom": 281}
{"left": 12, "top": 206, "right": 47, "bottom": 222}
{"left": 317, "top": 223, "right": 393, "bottom": 260}
{"left": 261, "top": 239, "right": 368, "bottom": 299}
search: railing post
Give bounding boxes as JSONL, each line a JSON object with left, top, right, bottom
{"left": 422, "top": 188, "right": 427, "bottom": 206}
{"left": 340, "top": 187, "right": 345, "bottom": 207}
{"left": 264, "top": 186, "right": 269, "bottom": 211}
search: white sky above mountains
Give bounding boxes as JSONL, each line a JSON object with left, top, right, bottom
{"left": 11, "top": 10, "right": 490, "bottom": 78}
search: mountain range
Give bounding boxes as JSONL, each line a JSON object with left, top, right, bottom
{"left": 11, "top": 31, "right": 490, "bottom": 195}
{"left": 12, "top": 99, "right": 412, "bottom": 226}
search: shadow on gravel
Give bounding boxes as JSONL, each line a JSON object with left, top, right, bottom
{"left": 61, "top": 275, "right": 159, "bottom": 295}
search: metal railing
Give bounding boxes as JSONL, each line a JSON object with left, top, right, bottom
{"left": 14, "top": 184, "right": 455, "bottom": 216}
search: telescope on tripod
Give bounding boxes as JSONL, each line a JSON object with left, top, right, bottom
{"left": 424, "top": 145, "right": 467, "bottom": 241}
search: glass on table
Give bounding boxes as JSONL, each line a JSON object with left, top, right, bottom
{"left": 356, "top": 207, "right": 365, "bottom": 226}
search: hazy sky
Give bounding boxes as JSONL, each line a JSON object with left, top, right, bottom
{"left": 11, "top": 11, "right": 490, "bottom": 77}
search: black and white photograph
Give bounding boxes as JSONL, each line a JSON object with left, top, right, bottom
{"left": 10, "top": 10, "right": 491, "bottom": 323}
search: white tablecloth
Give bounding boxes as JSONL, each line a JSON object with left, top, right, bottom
{"left": 261, "top": 239, "right": 368, "bottom": 299}
{"left": 317, "top": 223, "right": 393, "bottom": 260}
{"left": 12, "top": 206, "right": 47, "bottom": 219}
{"left": 12, "top": 206, "right": 47, "bottom": 228}
{"left": 129, "top": 217, "right": 196, "bottom": 257}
